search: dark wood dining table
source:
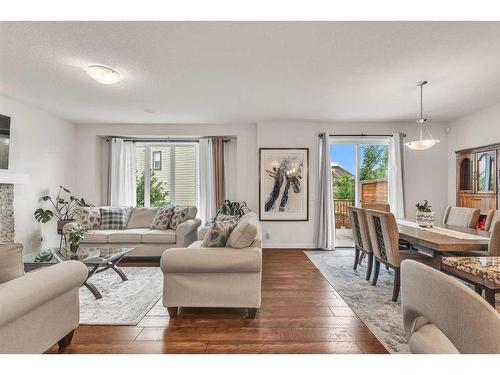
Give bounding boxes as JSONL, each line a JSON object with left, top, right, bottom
{"left": 397, "top": 220, "right": 490, "bottom": 270}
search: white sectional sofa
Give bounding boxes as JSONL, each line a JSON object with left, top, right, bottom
{"left": 161, "top": 211, "right": 262, "bottom": 318}
{"left": 68, "top": 206, "right": 201, "bottom": 258}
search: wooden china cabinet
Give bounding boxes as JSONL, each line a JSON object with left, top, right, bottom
{"left": 456, "top": 144, "right": 499, "bottom": 214}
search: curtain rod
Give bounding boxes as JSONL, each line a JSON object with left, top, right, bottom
{"left": 319, "top": 133, "right": 406, "bottom": 138}
{"left": 105, "top": 137, "right": 232, "bottom": 143}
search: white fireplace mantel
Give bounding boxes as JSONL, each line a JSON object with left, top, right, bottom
{"left": 0, "top": 171, "right": 30, "bottom": 185}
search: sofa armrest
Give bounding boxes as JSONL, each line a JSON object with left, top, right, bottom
{"left": 0, "top": 260, "right": 87, "bottom": 327}
{"left": 176, "top": 218, "right": 202, "bottom": 247}
{"left": 197, "top": 225, "right": 210, "bottom": 241}
{"left": 0, "top": 242, "right": 24, "bottom": 284}
{"left": 62, "top": 221, "right": 80, "bottom": 234}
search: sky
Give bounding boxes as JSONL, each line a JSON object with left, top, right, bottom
{"left": 330, "top": 144, "right": 356, "bottom": 174}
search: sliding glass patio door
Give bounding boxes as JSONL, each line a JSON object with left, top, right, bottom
{"left": 330, "top": 138, "right": 390, "bottom": 248}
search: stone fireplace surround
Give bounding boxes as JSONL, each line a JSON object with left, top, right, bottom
{"left": 0, "top": 184, "right": 14, "bottom": 242}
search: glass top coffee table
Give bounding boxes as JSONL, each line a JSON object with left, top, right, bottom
{"left": 24, "top": 247, "right": 134, "bottom": 299}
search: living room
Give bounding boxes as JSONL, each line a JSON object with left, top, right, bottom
{"left": 1, "top": 1, "right": 500, "bottom": 372}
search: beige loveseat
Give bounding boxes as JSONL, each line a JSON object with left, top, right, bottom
{"left": 161, "top": 212, "right": 262, "bottom": 318}
{"left": 0, "top": 243, "right": 87, "bottom": 353}
{"left": 68, "top": 206, "right": 201, "bottom": 258}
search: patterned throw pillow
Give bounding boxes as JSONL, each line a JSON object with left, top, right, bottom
{"left": 201, "top": 219, "right": 239, "bottom": 247}
{"left": 100, "top": 207, "right": 129, "bottom": 230}
{"left": 168, "top": 206, "right": 191, "bottom": 230}
{"left": 76, "top": 207, "right": 101, "bottom": 230}
{"left": 151, "top": 206, "right": 175, "bottom": 231}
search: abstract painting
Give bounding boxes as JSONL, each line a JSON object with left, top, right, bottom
{"left": 259, "top": 148, "right": 309, "bottom": 221}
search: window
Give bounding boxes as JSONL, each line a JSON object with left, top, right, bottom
{"left": 152, "top": 151, "right": 162, "bottom": 170}
{"left": 135, "top": 143, "right": 198, "bottom": 207}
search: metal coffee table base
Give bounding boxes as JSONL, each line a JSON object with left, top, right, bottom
{"left": 83, "top": 256, "right": 128, "bottom": 299}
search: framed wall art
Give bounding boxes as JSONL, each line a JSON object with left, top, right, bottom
{"left": 259, "top": 148, "right": 309, "bottom": 221}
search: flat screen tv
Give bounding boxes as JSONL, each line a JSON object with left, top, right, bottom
{"left": 0, "top": 115, "right": 11, "bottom": 170}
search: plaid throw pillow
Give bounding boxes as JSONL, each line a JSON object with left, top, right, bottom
{"left": 151, "top": 206, "right": 175, "bottom": 231}
{"left": 100, "top": 207, "right": 129, "bottom": 230}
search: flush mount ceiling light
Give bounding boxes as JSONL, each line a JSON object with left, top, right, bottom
{"left": 404, "top": 81, "right": 440, "bottom": 151}
{"left": 85, "top": 65, "right": 121, "bottom": 85}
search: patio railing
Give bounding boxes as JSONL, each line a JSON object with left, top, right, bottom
{"left": 334, "top": 199, "right": 355, "bottom": 229}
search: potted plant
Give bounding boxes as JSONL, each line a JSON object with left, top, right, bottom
{"left": 66, "top": 225, "right": 87, "bottom": 255}
{"left": 34, "top": 186, "right": 91, "bottom": 234}
{"left": 208, "top": 200, "right": 251, "bottom": 224}
{"left": 416, "top": 200, "right": 435, "bottom": 227}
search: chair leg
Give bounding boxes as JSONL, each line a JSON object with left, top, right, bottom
{"left": 371, "top": 259, "right": 380, "bottom": 286}
{"left": 58, "top": 329, "right": 75, "bottom": 348}
{"left": 365, "top": 253, "right": 373, "bottom": 281}
{"left": 247, "top": 308, "right": 257, "bottom": 319}
{"left": 392, "top": 268, "right": 401, "bottom": 302}
{"left": 167, "top": 307, "right": 178, "bottom": 318}
{"left": 353, "top": 247, "right": 360, "bottom": 270}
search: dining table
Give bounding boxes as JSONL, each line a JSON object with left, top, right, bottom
{"left": 396, "top": 219, "right": 490, "bottom": 270}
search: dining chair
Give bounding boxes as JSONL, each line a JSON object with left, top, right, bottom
{"left": 361, "top": 203, "right": 390, "bottom": 212}
{"left": 442, "top": 206, "right": 480, "bottom": 228}
{"left": 401, "top": 260, "right": 500, "bottom": 354}
{"left": 484, "top": 209, "right": 500, "bottom": 232}
{"left": 365, "top": 209, "right": 432, "bottom": 302}
{"left": 348, "top": 207, "right": 373, "bottom": 280}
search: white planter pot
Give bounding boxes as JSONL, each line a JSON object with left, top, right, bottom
{"left": 416, "top": 211, "right": 435, "bottom": 227}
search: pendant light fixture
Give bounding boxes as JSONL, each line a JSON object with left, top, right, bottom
{"left": 404, "top": 81, "right": 440, "bottom": 151}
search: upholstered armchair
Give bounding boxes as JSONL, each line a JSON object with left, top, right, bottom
{"left": 0, "top": 243, "right": 87, "bottom": 353}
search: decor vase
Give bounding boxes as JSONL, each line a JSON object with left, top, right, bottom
{"left": 416, "top": 211, "right": 435, "bottom": 227}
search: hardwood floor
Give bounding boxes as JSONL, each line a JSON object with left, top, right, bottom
{"left": 47, "top": 249, "right": 388, "bottom": 354}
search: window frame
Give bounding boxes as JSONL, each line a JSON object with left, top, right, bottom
{"left": 136, "top": 142, "right": 198, "bottom": 208}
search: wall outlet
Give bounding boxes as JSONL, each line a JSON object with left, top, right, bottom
{"left": 40, "top": 234, "right": 48, "bottom": 243}
{"left": 265, "top": 232, "right": 270, "bottom": 239}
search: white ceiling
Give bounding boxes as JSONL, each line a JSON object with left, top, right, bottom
{"left": 2, "top": 21, "right": 500, "bottom": 124}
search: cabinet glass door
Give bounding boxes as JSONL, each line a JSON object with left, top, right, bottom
{"left": 458, "top": 156, "right": 473, "bottom": 192}
{"left": 477, "top": 152, "right": 495, "bottom": 193}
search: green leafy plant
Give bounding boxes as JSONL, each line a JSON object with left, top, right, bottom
{"left": 334, "top": 173, "right": 355, "bottom": 200}
{"left": 34, "top": 186, "right": 91, "bottom": 223}
{"left": 67, "top": 225, "right": 87, "bottom": 253}
{"left": 136, "top": 170, "right": 169, "bottom": 207}
{"left": 215, "top": 200, "right": 250, "bottom": 218}
{"left": 416, "top": 200, "right": 432, "bottom": 213}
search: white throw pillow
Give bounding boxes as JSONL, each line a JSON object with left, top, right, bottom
{"left": 127, "top": 207, "right": 159, "bottom": 229}
{"left": 226, "top": 214, "right": 258, "bottom": 248}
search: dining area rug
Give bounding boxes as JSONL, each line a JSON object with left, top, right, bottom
{"left": 305, "top": 249, "right": 410, "bottom": 353}
{"left": 79, "top": 267, "right": 163, "bottom": 325}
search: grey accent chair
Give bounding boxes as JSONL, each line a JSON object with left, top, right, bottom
{"left": 401, "top": 260, "right": 500, "bottom": 354}
{"left": 0, "top": 243, "right": 88, "bottom": 353}
{"left": 484, "top": 209, "right": 500, "bottom": 231}
{"left": 365, "top": 209, "right": 432, "bottom": 302}
{"left": 348, "top": 207, "right": 373, "bottom": 280}
{"left": 442, "top": 206, "right": 480, "bottom": 228}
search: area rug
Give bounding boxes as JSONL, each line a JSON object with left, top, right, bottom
{"left": 79, "top": 267, "right": 163, "bottom": 326}
{"left": 305, "top": 250, "right": 410, "bottom": 354}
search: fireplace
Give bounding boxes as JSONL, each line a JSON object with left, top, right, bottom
{"left": 0, "top": 184, "right": 14, "bottom": 242}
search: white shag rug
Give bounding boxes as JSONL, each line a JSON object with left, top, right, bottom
{"left": 79, "top": 267, "right": 163, "bottom": 326}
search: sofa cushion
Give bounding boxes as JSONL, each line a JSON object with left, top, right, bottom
{"left": 227, "top": 212, "right": 259, "bottom": 248}
{"left": 168, "top": 206, "right": 197, "bottom": 230}
{"left": 188, "top": 240, "right": 203, "bottom": 248}
{"left": 151, "top": 206, "right": 175, "bottom": 231}
{"left": 162, "top": 247, "right": 262, "bottom": 273}
{"left": 100, "top": 206, "right": 130, "bottom": 230}
{"left": 202, "top": 219, "right": 239, "bottom": 247}
{"left": 142, "top": 229, "right": 176, "bottom": 244}
{"left": 127, "top": 207, "right": 158, "bottom": 229}
{"left": 81, "top": 230, "right": 117, "bottom": 243}
{"left": 108, "top": 229, "right": 151, "bottom": 243}
{"left": 0, "top": 243, "right": 24, "bottom": 284}
{"left": 76, "top": 207, "right": 101, "bottom": 230}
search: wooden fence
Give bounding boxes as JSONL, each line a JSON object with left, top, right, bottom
{"left": 334, "top": 180, "right": 388, "bottom": 229}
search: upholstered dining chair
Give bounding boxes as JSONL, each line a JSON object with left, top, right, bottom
{"left": 445, "top": 220, "right": 500, "bottom": 259}
{"left": 484, "top": 209, "right": 500, "bottom": 232}
{"left": 348, "top": 207, "right": 373, "bottom": 280}
{"left": 401, "top": 260, "right": 500, "bottom": 354}
{"left": 365, "top": 209, "right": 432, "bottom": 302}
{"left": 442, "top": 206, "right": 480, "bottom": 228}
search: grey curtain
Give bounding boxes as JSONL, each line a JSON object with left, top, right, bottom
{"left": 316, "top": 133, "right": 335, "bottom": 249}
{"left": 212, "top": 137, "right": 225, "bottom": 208}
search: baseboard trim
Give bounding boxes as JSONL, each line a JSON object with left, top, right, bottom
{"left": 263, "top": 243, "right": 317, "bottom": 249}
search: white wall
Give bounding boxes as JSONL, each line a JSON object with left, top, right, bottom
{"left": 74, "top": 120, "right": 449, "bottom": 248}
{"left": 447, "top": 102, "right": 500, "bottom": 205}
{"left": 0, "top": 96, "right": 76, "bottom": 252}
